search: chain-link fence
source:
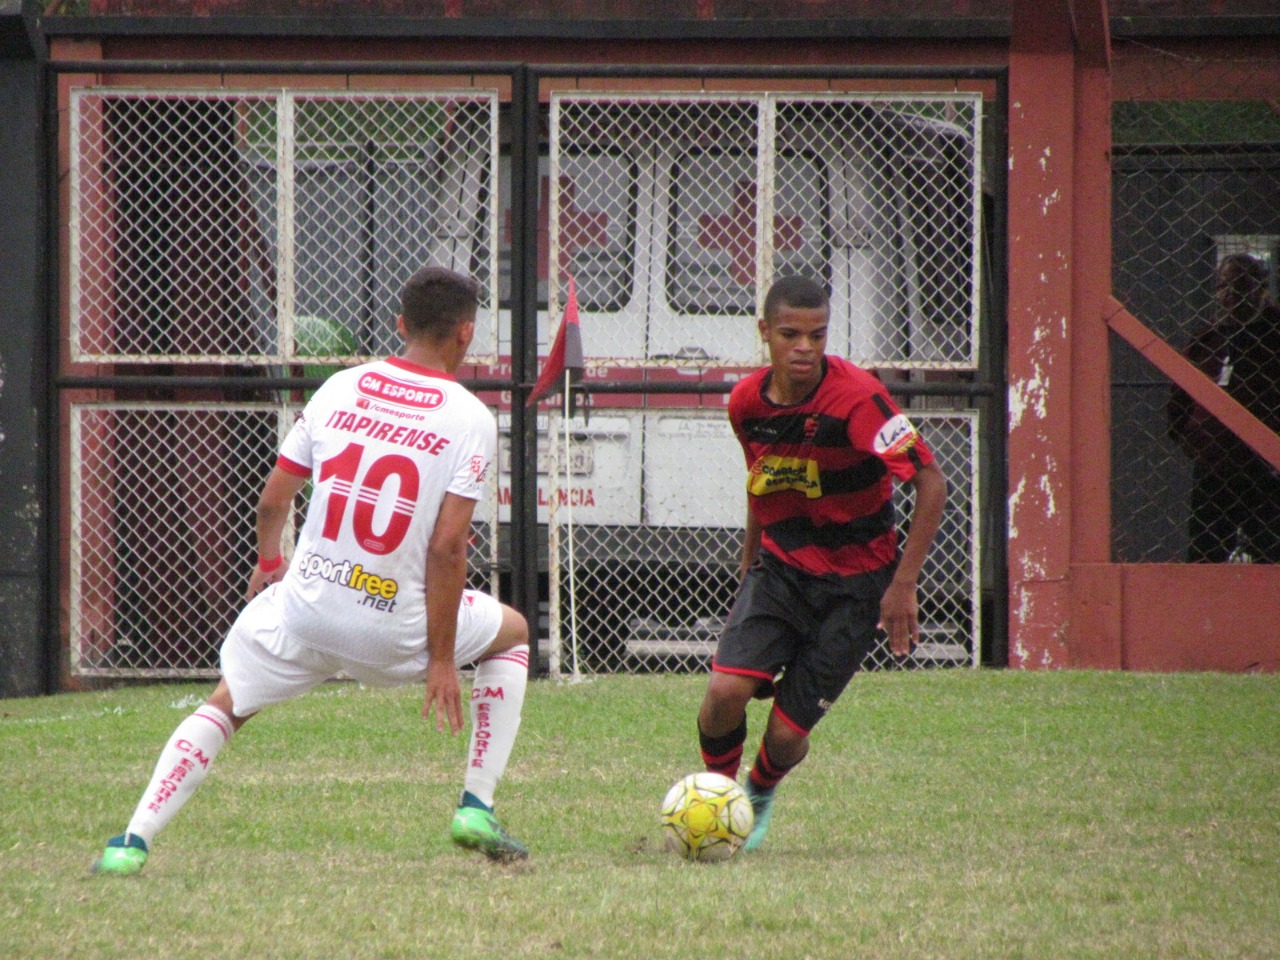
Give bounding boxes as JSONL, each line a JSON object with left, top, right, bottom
{"left": 69, "top": 88, "right": 500, "bottom": 365}
{"left": 63, "top": 78, "right": 992, "bottom": 680}
{"left": 540, "top": 92, "right": 984, "bottom": 677}
{"left": 68, "top": 402, "right": 501, "bottom": 678}
{"left": 1111, "top": 42, "right": 1280, "bottom": 564}
{"left": 548, "top": 92, "right": 982, "bottom": 369}
{"left": 543, "top": 408, "right": 979, "bottom": 676}
{"left": 69, "top": 404, "right": 278, "bottom": 676}
{"left": 64, "top": 85, "right": 505, "bottom": 677}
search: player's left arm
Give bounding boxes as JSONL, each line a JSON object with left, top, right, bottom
{"left": 879, "top": 460, "right": 947, "bottom": 656}
{"left": 423, "top": 491, "right": 479, "bottom": 736}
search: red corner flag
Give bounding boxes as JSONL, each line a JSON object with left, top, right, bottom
{"left": 527, "top": 275, "right": 584, "bottom": 406}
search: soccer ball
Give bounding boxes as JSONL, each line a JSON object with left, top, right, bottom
{"left": 660, "top": 772, "right": 754, "bottom": 862}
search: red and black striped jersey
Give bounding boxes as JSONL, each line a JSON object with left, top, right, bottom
{"left": 728, "top": 356, "right": 934, "bottom": 578}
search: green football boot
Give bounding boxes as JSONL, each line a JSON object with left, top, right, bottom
{"left": 450, "top": 807, "right": 529, "bottom": 863}
{"left": 93, "top": 833, "right": 149, "bottom": 876}
{"left": 744, "top": 782, "right": 775, "bottom": 852}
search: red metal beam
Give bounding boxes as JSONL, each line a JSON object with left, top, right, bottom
{"left": 1070, "top": 0, "right": 1110, "bottom": 69}
{"left": 1105, "top": 298, "right": 1280, "bottom": 472}
{"left": 1070, "top": 52, "right": 1113, "bottom": 565}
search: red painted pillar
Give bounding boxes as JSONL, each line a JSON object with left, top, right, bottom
{"left": 1071, "top": 65, "right": 1114, "bottom": 563}
{"left": 1007, "top": 2, "right": 1077, "bottom": 667}
{"left": 1066, "top": 4, "right": 1120, "bottom": 667}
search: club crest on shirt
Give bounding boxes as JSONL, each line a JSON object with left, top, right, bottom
{"left": 873, "top": 413, "right": 919, "bottom": 457}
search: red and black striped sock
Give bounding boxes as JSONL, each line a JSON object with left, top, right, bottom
{"left": 698, "top": 717, "right": 748, "bottom": 779}
{"left": 748, "top": 739, "right": 799, "bottom": 794}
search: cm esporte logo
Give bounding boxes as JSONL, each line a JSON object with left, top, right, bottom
{"left": 357, "top": 371, "right": 446, "bottom": 411}
{"left": 298, "top": 551, "right": 399, "bottom": 609}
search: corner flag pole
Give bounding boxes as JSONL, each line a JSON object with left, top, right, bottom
{"left": 562, "top": 365, "right": 580, "bottom": 680}
{"left": 527, "top": 275, "right": 585, "bottom": 678}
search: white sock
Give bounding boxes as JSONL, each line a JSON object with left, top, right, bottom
{"left": 463, "top": 645, "right": 529, "bottom": 809}
{"left": 123, "top": 704, "right": 235, "bottom": 846}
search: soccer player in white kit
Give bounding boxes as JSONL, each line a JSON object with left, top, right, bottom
{"left": 95, "top": 266, "right": 531, "bottom": 872}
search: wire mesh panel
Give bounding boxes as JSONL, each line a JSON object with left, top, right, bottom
{"left": 548, "top": 92, "right": 982, "bottom": 370}
{"left": 288, "top": 94, "right": 500, "bottom": 362}
{"left": 70, "top": 403, "right": 283, "bottom": 677}
{"left": 543, "top": 408, "right": 742, "bottom": 676}
{"left": 543, "top": 90, "right": 983, "bottom": 677}
{"left": 69, "top": 88, "right": 500, "bottom": 365}
{"left": 544, "top": 408, "right": 978, "bottom": 677}
{"left": 62, "top": 77, "right": 989, "bottom": 681}
{"left": 70, "top": 401, "right": 501, "bottom": 678}
{"left": 879, "top": 411, "right": 980, "bottom": 670}
{"left": 69, "top": 91, "right": 280, "bottom": 362}
{"left": 775, "top": 96, "right": 982, "bottom": 369}
{"left": 1111, "top": 43, "right": 1280, "bottom": 563}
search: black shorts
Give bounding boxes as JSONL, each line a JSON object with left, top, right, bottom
{"left": 713, "top": 551, "right": 892, "bottom": 734}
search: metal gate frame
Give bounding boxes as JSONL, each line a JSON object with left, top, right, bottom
{"left": 519, "top": 64, "right": 1009, "bottom": 672}
{"left": 46, "top": 57, "right": 1009, "bottom": 681}
{"left": 541, "top": 88, "right": 989, "bottom": 675}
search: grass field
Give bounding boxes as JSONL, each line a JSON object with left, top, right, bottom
{"left": 2, "top": 670, "right": 1277, "bottom": 960}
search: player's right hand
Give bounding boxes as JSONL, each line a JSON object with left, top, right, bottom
{"left": 878, "top": 578, "right": 920, "bottom": 657}
{"left": 423, "top": 658, "right": 464, "bottom": 735}
{"left": 245, "top": 564, "right": 285, "bottom": 602}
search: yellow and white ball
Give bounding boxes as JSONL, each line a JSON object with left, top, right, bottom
{"left": 660, "top": 772, "right": 754, "bottom": 862}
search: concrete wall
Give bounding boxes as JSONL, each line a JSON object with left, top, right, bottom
{"left": 0, "top": 40, "right": 46, "bottom": 697}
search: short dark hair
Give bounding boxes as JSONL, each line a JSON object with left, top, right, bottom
{"left": 399, "top": 266, "right": 480, "bottom": 339}
{"left": 1217, "top": 253, "right": 1269, "bottom": 296}
{"left": 763, "top": 275, "right": 829, "bottom": 321}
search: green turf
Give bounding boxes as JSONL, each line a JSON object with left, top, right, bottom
{"left": 1, "top": 670, "right": 1276, "bottom": 959}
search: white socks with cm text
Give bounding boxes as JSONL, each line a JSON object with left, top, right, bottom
{"left": 463, "top": 645, "right": 529, "bottom": 809}
{"left": 117, "top": 650, "right": 528, "bottom": 845}
{"left": 123, "top": 704, "right": 235, "bottom": 846}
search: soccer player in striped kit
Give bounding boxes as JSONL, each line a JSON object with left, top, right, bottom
{"left": 95, "top": 266, "right": 531, "bottom": 873}
{"left": 696, "top": 275, "right": 947, "bottom": 851}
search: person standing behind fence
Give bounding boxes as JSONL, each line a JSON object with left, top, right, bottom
{"left": 694, "top": 275, "right": 947, "bottom": 851}
{"left": 94, "top": 266, "right": 532, "bottom": 875}
{"left": 1167, "top": 252, "right": 1280, "bottom": 563}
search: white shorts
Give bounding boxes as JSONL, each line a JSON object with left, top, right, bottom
{"left": 220, "top": 586, "right": 504, "bottom": 717}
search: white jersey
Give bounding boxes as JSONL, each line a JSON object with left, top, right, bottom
{"left": 272, "top": 356, "right": 496, "bottom": 665}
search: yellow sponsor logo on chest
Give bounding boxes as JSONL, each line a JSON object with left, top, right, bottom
{"left": 747, "top": 455, "right": 823, "bottom": 498}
